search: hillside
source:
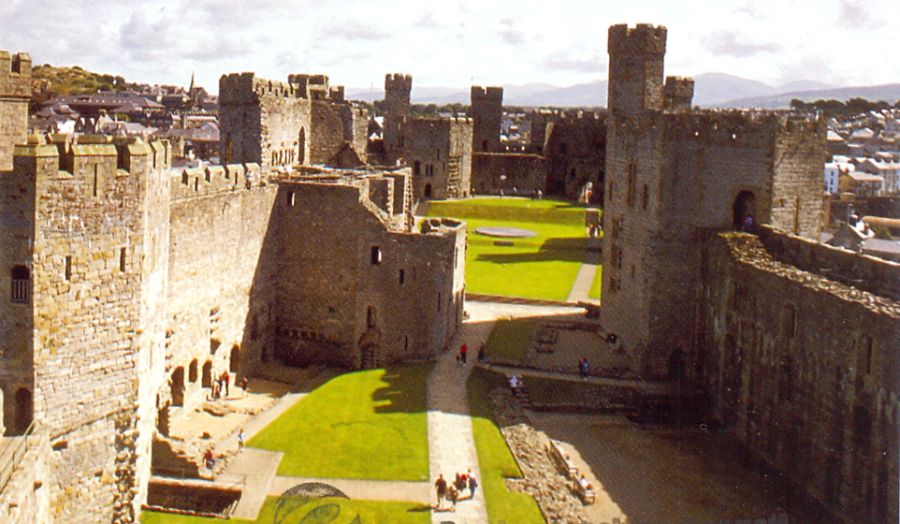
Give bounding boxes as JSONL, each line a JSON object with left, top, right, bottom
{"left": 29, "top": 64, "right": 141, "bottom": 107}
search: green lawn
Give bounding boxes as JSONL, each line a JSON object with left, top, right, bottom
{"left": 247, "top": 364, "right": 431, "bottom": 480}
{"left": 427, "top": 198, "right": 598, "bottom": 301}
{"left": 588, "top": 263, "right": 602, "bottom": 300}
{"left": 141, "top": 497, "right": 430, "bottom": 523}
{"left": 485, "top": 318, "right": 535, "bottom": 363}
{"left": 467, "top": 368, "right": 545, "bottom": 524}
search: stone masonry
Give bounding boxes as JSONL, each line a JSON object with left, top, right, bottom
{"left": 0, "top": 55, "right": 465, "bottom": 523}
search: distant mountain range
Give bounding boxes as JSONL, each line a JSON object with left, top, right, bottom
{"left": 346, "top": 73, "right": 900, "bottom": 109}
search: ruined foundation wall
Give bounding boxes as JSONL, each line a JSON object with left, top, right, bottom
{"left": 699, "top": 231, "right": 899, "bottom": 524}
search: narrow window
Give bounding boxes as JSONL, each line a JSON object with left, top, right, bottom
{"left": 370, "top": 246, "right": 382, "bottom": 265}
{"left": 641, "top": 184, "right": 649, "bottom": 210}
{"left": 403, "top": 335, "right": 409, "bottom": 351}
{"left": 286, "top": 191, "right": 295, "bottom": 207}
{"left": 626, "top": 162, "right": 636, "bottom": 207}
{"left": 188, "top": 360, "right": 198, "bottom": 383}
{"left": 194, "top": 178, "right": 199, "bottom": 192}
{"left": 119, "top": 248, "right": 126, "bottom": 272}
{"left": 436, "top": 148, "right": 440, "bottom": 160}
{"left": 438, "top": 292, "right": 442, "bottom": 311}
{"left": 65, "top": 256, "right": 72, "bottom": 281}
{"left": 367, "top": 306, "right": 377, "bottom": 328}
{"left": 413, "top": 161, "right": 421, "bottom": 176}
{"left": 859, "top": 335, "right": 874, "bottom": 375}
{"left": 92, "top": 164, "right": 99, "bottom": 197}
{"left": 481, "top": 140, "right": 488, "bottom": 152}
{"left": 399, "top": 269, "right": 405, "bottom": 284}
{"left": 182, "top": 172, "right": 189, "bottom": 185}
{"left": 11, "top": 266, "right": 29, "bottom": 304}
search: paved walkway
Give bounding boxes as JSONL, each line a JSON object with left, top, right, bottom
{"left": 567, "top": 237, "right": 602, "bottom": 303}
{"left": 426, "top": 308, "right": 493, "bottom": 523}
{"left": 225, "top": 448, "right": 284, "bottom": 520}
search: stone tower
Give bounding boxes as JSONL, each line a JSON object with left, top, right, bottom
{"left": 606, "top": 24, "right": 666, "bottom": 117}
{"left": 602, "top": 24, "right": 824, "bottom": 379}
{"left": 383, "top": 73, "right": 412, "bottom": 163}
{"left": 1, "top": 135, "right": 171, "bottom": 521}
{"left": 470, "top": 86, "right": 503, "bottom": 153}
{"left": 0, "top": 51, "right": 32, "bottom": 172}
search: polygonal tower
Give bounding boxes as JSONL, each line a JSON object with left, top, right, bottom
{"left": 606, "top": 24, "right": 666, "bottom": 117}
{"left": 469, "top": 86, "right": 503, "bottom": 153}
{"left": 383, "top": 73, "right": 412, "bottom": 162}
{"left": 0, "top": 51, "right": 32, "bottom": 172}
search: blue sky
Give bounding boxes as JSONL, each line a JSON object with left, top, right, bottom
{"left": 1, "top": 0, "right": 897, "bottom": 93}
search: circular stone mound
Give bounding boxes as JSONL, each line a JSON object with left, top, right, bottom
{"left": 474, "top": 226, "right": 537, "bottom": 238}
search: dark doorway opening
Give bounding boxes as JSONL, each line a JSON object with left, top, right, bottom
{"left": 171, "top": 367, "right": 185, "bottom": 407}
{"left": 732, "top": 190, "right": 756, "bottom": 230}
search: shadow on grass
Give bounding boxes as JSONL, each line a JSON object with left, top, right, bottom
{"left": 406, "top": 503, "right": 434, "bottom": 513}
{"left": 372, "top": 363, "right": 430, "bottom": 414}
{"left": 476, "top": 237, "right": 588, "bottom": 264}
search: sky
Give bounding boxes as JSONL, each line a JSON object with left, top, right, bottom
{"left": 1, "top": 0, "right": 898, "bottom": 94}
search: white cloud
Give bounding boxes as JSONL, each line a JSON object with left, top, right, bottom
{"left": 0, "top": 0, "right": 897, "bottom": 93}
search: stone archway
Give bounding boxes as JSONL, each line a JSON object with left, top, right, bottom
{"left": 424, "top": 183, "right": 432, "bottom": 199}
{"left": 202, "top": 361, "right": 213, "bottom": 388}
{"left": 14, "top": 388, "right": 32, "bottom": 434}
{"left": 230, "top": 345, "right": 240, "bottom": 374}
{"left": 668, "top": 349, "right": 687, "bottom": 381}
{"left": 732, "top": 190, "right": 756, "bottom": 230}
{"left": 171, "top": 367, "right": 185, "bottom": 407}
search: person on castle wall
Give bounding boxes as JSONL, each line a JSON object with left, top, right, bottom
{"left": 238, "top": 376, "right": 249, "bottom": 396}
{"left": 212, "top": 380, "right": 220, "bottom": 400}
{"left": 742, "top": 214, "right": 755, "bottom": 233}
{"left": 459, "top": 342, "right": 468, "bottom": 364}
{"left": 221, "top": 371, "right": 231, "bottom": 397}
{"left": 203, "top": 448, "right": 216, "bottom": 470}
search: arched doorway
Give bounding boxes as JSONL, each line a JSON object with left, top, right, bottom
{"left": 298, "top": 128, "right": 306, "bottom": 165}
{"left": 230, "top": 345, "right": 240, "bottom": 374}
{"left": 668, "top": 349, "right": 687, "bottom": 381}
{"left": 14, "top": 388, "right": 32, "bottom": 434}
{"left": 188, "top": 360, "right": 198, "bottom": 383}
{"left": 171, "top": 367, "right": 185, "bottom": 407}
{"left": 424, "top": 184, "right": 432, "bottom": 199}
{"left": 202, "top": 361, "right": 213, "bottom": 387}
{"left": 732, "top": 191, "right": 756, "bottom": 230}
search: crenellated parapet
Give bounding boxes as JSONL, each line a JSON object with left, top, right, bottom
{"left": 0, "top": 50, "right": 32, "bottom": 98}
{"left": 607, "top": 23, "right": 667, "bottom": 56}
{"left": 170, "top": 162, "right": 266, "bottom": 200}
{"left": 664, "top": 76, "right": 694, "bottom": 111}
{"left": 470, "top": 86, "right": 503, "bottom": 104}
{"left": 661, "top": 110, "right": 824, "bottom": 149}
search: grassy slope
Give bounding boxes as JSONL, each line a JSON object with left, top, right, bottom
{"left": 467, "top": 368, "right": 545, "bottom": 524}
{"left": 141, "top": 497, "right": 429, "bottom": 524}
{"left": 427, "top": 198, "right": 591, "bottom": 301}
{"left": 247, "top": 364, "right": 431, "bottom": 480}
{"left": 485, "top": 318, "right": 536, "bottom": 363}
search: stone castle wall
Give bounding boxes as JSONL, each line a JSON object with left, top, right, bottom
{"left": 542, "top": 112, "right": 606, "bottom": 198}
{"left": 471, "top": 153, "right": 548, "bottom": 195}
{"left": 164, "top": 166, "right": 278, "bottom": 414}
{"left": 698, "top": 229, "right": 899, "bottom": 523}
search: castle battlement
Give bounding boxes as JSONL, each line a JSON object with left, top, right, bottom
{"left": 607, "top": 23, "right": 667, "bottom": 55}
{"left": 0, "top": 50, "right": 31, "bottom": 79}
{"left": 471, "top": 86, "right": 503, "bottom": 102}
{"left": 219, "top": 73, "right": 299, "bottom": 104}
{"left": 171, "top": 162, "right": 265, "bottom": 200}
{"left": 664, "top": 76, "right": 694, "bottom": 111}
{"left": 660, "top": 110, "right": 825, "bottom": 147}
{"left": 385, "top": 73, "right": 412, "bottom": 92}
{"left": 13, "top": 134, "right": 170, "bottom": 180}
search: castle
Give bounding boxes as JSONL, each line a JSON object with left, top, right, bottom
{"left": 0, "top": 59, "right": 464, "bottom": 522}
{"left": 602, "top": 24, "right": 898, "bottom": 523}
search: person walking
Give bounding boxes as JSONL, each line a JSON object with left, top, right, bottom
{"left": 477, "top": 342, "right": 485, "bottom": 362}
{"left": 447, "top": 484, "right": 459, "bottom": 510}
{"left": 237, "top": 428, "right": 245, "bottom": 450}
{"left": 434, "top": 474, "right": 447, "bottom": 509}
{"left": 467, "top": 469, "right": 478, "bottom": 498}
{"left": 222, "top": 371, "right": 231, "bottom": 397}
{"left": 459, "top": 343, "right": 468, "bottom": 364}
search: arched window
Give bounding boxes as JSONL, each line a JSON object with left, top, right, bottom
{"left": 202, "top": 361, "right": 213, "bottom": 387}
{"left": 230, "top": 345, "right": 240, "bottom": 373}
{"left": 11, "top": 266, "right": 29, "bottom": 304}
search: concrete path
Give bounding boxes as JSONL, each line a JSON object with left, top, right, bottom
{"left": 566, "top": 237, "right": 602, "bottom": 303}
{"left": 426, "top": 309, "right": 493, "bottom": 523}
{"left": 225, "top": 448, "right": 284, "bottom": 520}
{"left": 269, "top": 476, "right": 431, "bottom": 503}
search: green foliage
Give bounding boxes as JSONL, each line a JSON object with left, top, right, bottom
{"left": 790, "top": 97, "right": 893, "bottom": 118}
{"left": 485, "top": 318, "right": 535, "bottom": 363}
{"left": 467, "top": 368, "right": 545, "bottom": 524}
{"left": 29, "top": 64, "right": 142, "bottom": 108}
{"left": 247, "top": 364, "right": 431, "bottom": 481}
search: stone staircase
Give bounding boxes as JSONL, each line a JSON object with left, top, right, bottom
{"left": 446, "top": 156, "right": 462, "bottom": 198}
